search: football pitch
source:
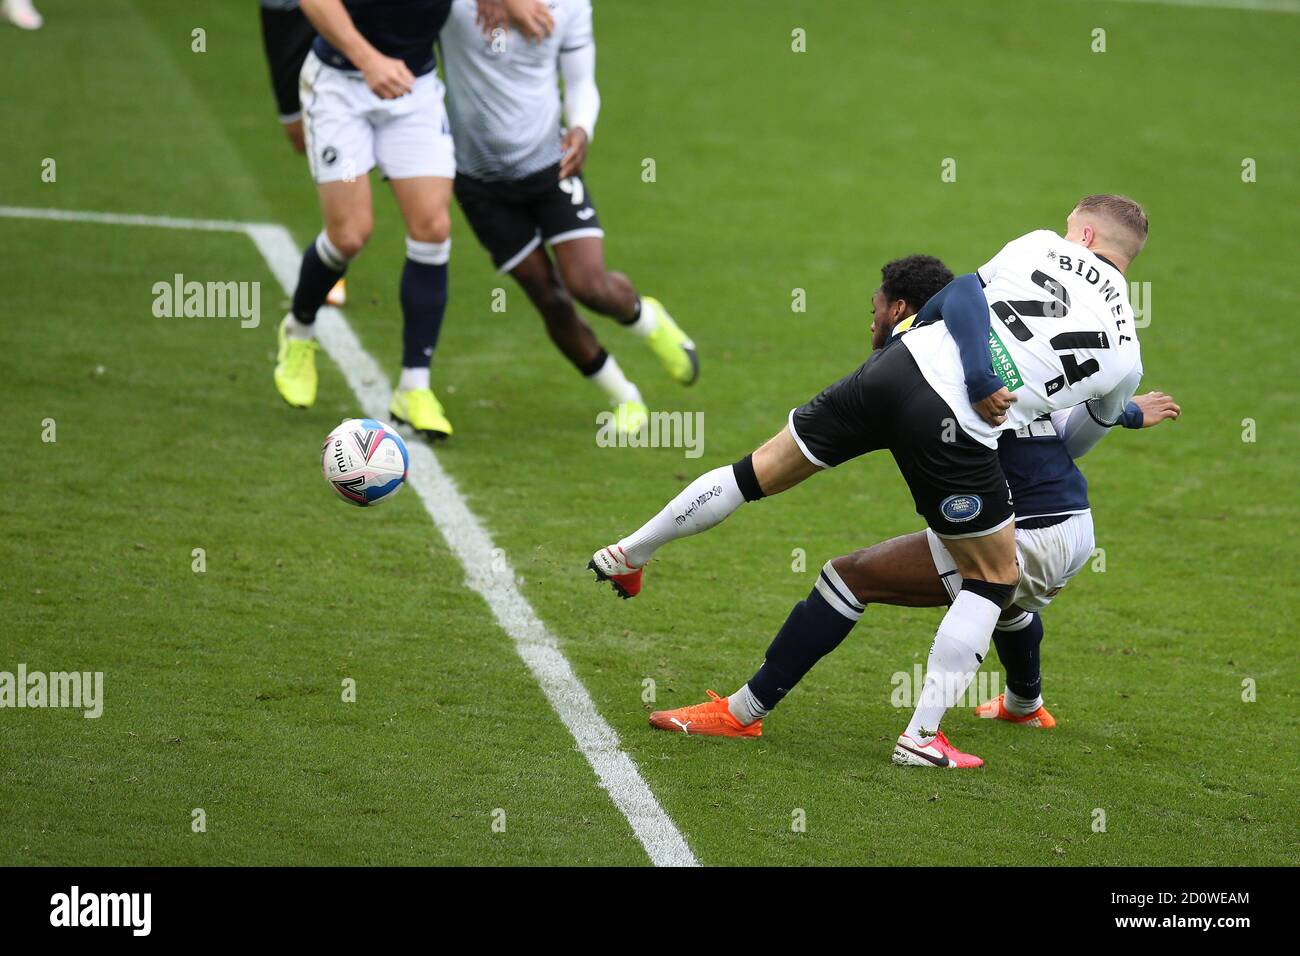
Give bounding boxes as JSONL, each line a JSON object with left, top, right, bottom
{"left": 2, "top": 0, "right": 1297, "bottom": 868}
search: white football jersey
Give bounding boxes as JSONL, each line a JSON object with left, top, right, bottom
{"left": 902, "top": 230, "right": 1142, "bottom": 448}
{"left": 440, "top": 0, "right": 593, "bottom": 181}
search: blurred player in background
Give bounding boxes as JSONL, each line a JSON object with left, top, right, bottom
{"left": 3, "top": 0, "right": 42, "bottom": 30}
{"left": 259, "top": 0, "right": 348, "bottom": 307}
{"left": 275, "top": 0, "right": 461, "bottom": 438}
{"left": 274, "top": 0, "right": 553, "bottom": 437}
{"left": 440, "top": 0, "right": 699, "bottom": 436}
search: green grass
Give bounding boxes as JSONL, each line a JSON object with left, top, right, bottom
{"left": 1, "top": 0, "right": 1297, "bottom": 866}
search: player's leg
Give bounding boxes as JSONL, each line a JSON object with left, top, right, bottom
{"left": 275, "top": 53, "right": 376, "bottom": 408}
{"left": 507, "top": 246, "right": 647, "bottom": 434}
{"left": 541, "top": 175, "right": 699, "bottom": 386}
{"left": 892, "top": 522, "right": 1017, "bottom": 767}
{"left": 863, "top": 342, "right": 1018, "bottom": 766}
{"left": 978, "top": 512, "right": 1094, "bottom": 728}
{"left": 373, "top": 69, "right": 458, "bottom": 438}
{"left": 386, "top": 175, "right": 454, "bottom": 439}
{"left": 589, "top": 425, "right": 820, "bottom": 597}
{"left": 589, "top": 358, "right": 880, "bottom": 597}
{"left": 650, "top": 533, "right": 947, "bottom": 736}
{"left": 974, "top": 605, "right": 1053, "bottom": 726}
{"left": 277, "top": 178, "right": 373, "bottom": 407}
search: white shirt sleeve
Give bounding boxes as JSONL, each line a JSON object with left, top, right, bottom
{"left": 559, "top": 1, "right": 599, "bottom": 140}
{"left": 1085, "top": 359, "right": 1143, "bottom": 428}
{"left": 1060, "top": 404, "right": 1112, "bottom": 460}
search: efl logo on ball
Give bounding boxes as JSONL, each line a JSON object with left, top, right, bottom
{"left": 321, "top": 418, "right": 409, "bottom": 507}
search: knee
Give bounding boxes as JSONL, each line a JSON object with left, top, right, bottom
{"left": 564, "top": 270, "right": 609, "bottom": 310}
{"left": 407, "top": 209, "right": 451, "bottom": 244}
{"left": 539, "top": 282, "right": 578, "bottom": 328}
{"left": 829, "top": 554, "right": 873, "bottom": 606}
{"left": 326, "top": 218, "right": 372, "bottom": 260}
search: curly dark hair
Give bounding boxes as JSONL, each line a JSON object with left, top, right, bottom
{"left": 879, "top": 255, "right": 954, "bottom": 311}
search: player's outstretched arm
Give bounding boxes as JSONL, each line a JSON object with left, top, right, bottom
{"left": 930, "top": 274, "right": 1014, "bottom": 426}
{"left": 300, "top": 0, "right": 415, "bottom": 99}
{"left": 1058, "top": 389, "right": 1179, "bottom": 459}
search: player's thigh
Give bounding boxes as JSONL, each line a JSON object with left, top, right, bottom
{"left": 551, "top": 236, "right": 609, "bottom": 297}
{"left": 751, "top": 427, "right": 820, "bottom": 495}
{"left": 373, "top": 72, "right": 455, "bottom": 185}
{"left": 508, "top": 246, "right": 567, "bottom": 308}
{"left": 832, "top": 532, "right": 948, "bottom": 607}
{"left": 453, "top": 173, "right": 542, "bottom": 272}
{"left": 388, "top": 175, "right": 453, "bottom": 242}
{"left": 940, "top": 521, "right": 1019, "bottom": 587}
{"left": 316, "top": 177, "right": 374, "bottom": 252}
{"left": 300, "top": 53, "right": 376, "bottom": 184}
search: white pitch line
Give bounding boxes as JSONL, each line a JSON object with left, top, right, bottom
{"left": 0, "top": 205, "right": 263, "bottom": 233}
{"left": 0, "top": 205, "right": 698, "bottom": 867}
{"left": 249, "top": 222, "right": 697, "bottom": 867}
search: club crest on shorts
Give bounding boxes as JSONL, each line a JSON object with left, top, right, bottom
{"left": 321, "top": 146, "right": 338, "bottom": 166}
{"left": 940, "top": 494, "right": 983, "bottom": 523}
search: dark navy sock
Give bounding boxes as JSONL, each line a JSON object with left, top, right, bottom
{"left": 291, "top": 234, "right": 347, "bottom": 324}
{"left": 992, "top": 611, "right": 1044, "bottom": 701}
{"left": 400, "top": 257, "right": 448, "bottom": 369}
{"left": 747, "top": 573, "right": 863, "bottom": 710}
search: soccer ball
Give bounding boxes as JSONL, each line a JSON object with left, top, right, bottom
{"left": 321, "top": 418, "right": 409, "bottom": 507}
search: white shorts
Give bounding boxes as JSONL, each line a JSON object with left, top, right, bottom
{"left": 299, "top": 51, "right": 456, "bottom": 185}
{"left": 927, "top": 511, "right": 1095, "bottom": 613}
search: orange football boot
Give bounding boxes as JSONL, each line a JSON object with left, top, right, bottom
{"left": 974, "top": 693, "right": 1056, "bottom": 728}
{"left": 326, "top": 278, "right": 347, "bottom": 307}
{"left": 648, "top": 690, "right": 762, "bottom": 737}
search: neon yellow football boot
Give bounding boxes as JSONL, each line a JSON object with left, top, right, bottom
{"left": 641, "top": 297, "right": 699, "bottom": 386}
{"left": 274, "top": 315, "right": 320, "bottom": 408}
{"left": 613, "top": 399, "right": 649, "bottom": 437}
{"left": 390, "top": 387, "right": 453, "bottom": 440}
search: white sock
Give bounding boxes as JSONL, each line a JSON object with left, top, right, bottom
{"left": 284, "top": 314, "right": 315, "bottom": 340}
{"left": 398, "top": 366, "right": 430, "bottom": 392}
{"left": 1003, "top": 687, "right": 1043, "bottom": 715}
{"left": 626, "top": 297, "right": 658, "bottom": 338}
{"left": 904, "top": 590, "right": 1000, "bottom": 743}
{"left": 727, "top": 683, "right": 768, "bottom": 726}
{"left": 617, "top": 464, "right": 745, "bottom": 568}
{"left": 586, "top": 353, "right": 642, "bottom": 405}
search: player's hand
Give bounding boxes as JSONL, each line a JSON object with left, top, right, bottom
{"left": 476, "top": 0, "right": 505, "bottom": 34}
{"left": 973, "top": 387, "right": 1017, "bottom": 426}
{"left": 504, "top": 0, "right": 554, "bottom": 41}
{"left": 1133, "top": 390, "right": 1181, "bottom": 427}
{"left": 361, "top": 53, "right": 416, "bottom": 99}
{"left": 559, "top": 127, "right": 589, "bottom": 179}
